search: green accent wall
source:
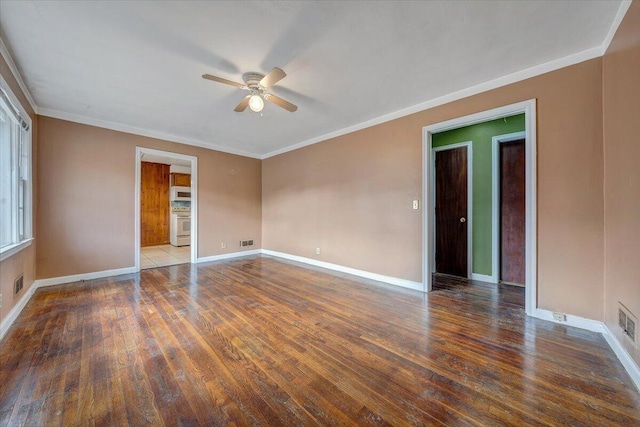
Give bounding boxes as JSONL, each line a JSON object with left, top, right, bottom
{"left": 432, "top": 114, "right": 525, "bottom": 276}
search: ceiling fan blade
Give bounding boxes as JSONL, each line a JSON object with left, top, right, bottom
{"left": 265, "top": 93, "right": 298, "bottom": 112}
{"left": 202, "top": 74, "right": 246, "bottom": 89}
{"left": 234, "top": 96, "right": 250, "bottom": 112}
{"left": 260, "top": 67, "right": 286, "bottom": 87}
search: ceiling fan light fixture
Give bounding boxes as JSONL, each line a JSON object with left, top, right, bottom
{"left": 203, "top": 67, "right": 297, "bottom": 113}
{"left": 249, "top": 94, "right": 264, "bottom": 112}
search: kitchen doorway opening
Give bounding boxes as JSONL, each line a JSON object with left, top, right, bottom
{"left": 135, "top": 147, "right": 198, "bottom": 271}
{"left": 422, "top": 99, "right": 537, "bottom": 316}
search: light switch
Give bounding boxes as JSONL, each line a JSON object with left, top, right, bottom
{"left": 413, "top": 200, "right": 420, "bottom": 210}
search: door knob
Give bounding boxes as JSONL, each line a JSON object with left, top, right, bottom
{"left": 460, "top": 217, "right": 466, "bottom": 223}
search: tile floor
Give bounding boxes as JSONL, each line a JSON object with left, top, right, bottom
{"left": 141, "top": 244, "right": 190, "bottom": 269}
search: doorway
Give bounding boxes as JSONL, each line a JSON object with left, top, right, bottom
{"left": 135, "top": 147, "right": 198, "bottom": 271}
{"left": 433, "top": 142, "right": 472, "bottom": 278}
{"left": 492, "top": 133, "right": 526, "bottom": 286}
{"left": 423, "top": 99, "right": 537, "bottom": 316}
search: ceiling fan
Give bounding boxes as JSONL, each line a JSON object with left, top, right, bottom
{"left": 202, "top": 67, "right": 298, "bottom": 113}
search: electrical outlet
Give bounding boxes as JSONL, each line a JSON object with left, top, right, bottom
{"left": 221, "top": 242, "right": 226, "bottom": 249}
{"left": 316, "top": 247, "right": 321, "bottom": 255}
{"left": 552, "top": 312, "right": 566, "bottom": 322}
{"left": 413, "top": 199, "right": 420, "bottom": 210}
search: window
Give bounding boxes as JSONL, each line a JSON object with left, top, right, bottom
{"left": 0, "top": 80, "right": 32, "bottom": 261}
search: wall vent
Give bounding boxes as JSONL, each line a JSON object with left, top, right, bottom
{"left": 619, "top": 308, "right": 627, "bottom": 329}
{"left": 14, "top": 274, "right": 24, "bottom": 295}
{"left": 619, "top": 303, "right": 637, "bottom": 347}
{"left": 239, "top": 239, "right": 254, "bottom": 247}
{"left": 627, "top": 317, "right": 636, "bottom": 343}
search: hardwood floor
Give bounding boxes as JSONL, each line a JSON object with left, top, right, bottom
{"left": 1, "top": 256, "right": 639, "bottom": 426}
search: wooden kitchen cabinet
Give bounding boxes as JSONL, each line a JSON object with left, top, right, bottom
{"left": 170, "top": 173, "right": 191, "bottom": 187}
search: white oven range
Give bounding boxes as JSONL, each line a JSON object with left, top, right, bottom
{"left": 170, "top": 206, "right": 190, "bottom": 246}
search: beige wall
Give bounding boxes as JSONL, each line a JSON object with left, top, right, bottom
{"left": 37, "top": 117, "right": 262, "bottom": 279}
{"left": 263, "top": 58, "right": 605, "bottom": 320}
{"left": 263, "top": 115, "right": 423, "bottom": 281}
{"left": 4, "top": 6, "right": 635, "bottom": 337}
{"left": 0, "top": 53, "right": 37, "bottom": 324}
{"left": 603, "top": 1, "right": 640, "bottom": 365}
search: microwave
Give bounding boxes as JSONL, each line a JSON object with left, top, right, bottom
{"left": 170, "top": 186, "right": 191, "bottom": 201}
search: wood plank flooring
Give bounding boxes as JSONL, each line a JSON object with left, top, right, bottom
{"left": 1, "top": 256, "right": 639, "bottom": 426}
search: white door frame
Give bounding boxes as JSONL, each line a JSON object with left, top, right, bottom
{"left": 422, "top": 99, "right": 537, "bottom": 316}
{"left": 431, "top": 141, "right": 473, "bottom": 280}
{"left": 491, "top": 131, "right": 527, "bottom": 285}
{"left": 135, "top": 147, "right": 198, "bottom": 270}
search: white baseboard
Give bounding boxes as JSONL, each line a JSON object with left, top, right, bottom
{"left": 1, "top": 266, "right": 137, "bottom": 341}
{"left": 197, "top": 249, "right": 261, "bottom": 263}
{"left": 601, "top": 324, "right": 640, "bottom": 391}
{"left": 0, "top": 283, "right": 38, "bottom": 341}
{"left": 533, "top": 308, "right": 604, "bottom": 333}
{"left": 262, "top": 249, "right": 424, "bottom": 292}
{"left": 33, "top": 266, "right": 138, "bottom": 288}
{"left": 534, "top": 308, "right": 639, "bottom": 391}
{"left": 470, "top": 273, "right": 496, "bottom": 283}
{"left": 1, "top": 256, "right": 638, "bottom": 392}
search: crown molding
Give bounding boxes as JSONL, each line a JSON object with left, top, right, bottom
{"left": 262, "top": 45, "right": 605, "bottom": 159}
{"left": 36, "top": 38, "right": 606, "bottom": 161}
{"left": 601, "top": 0, "right": 632, "bottom": 55}
{"left": 37, "top": 108, "right": 262, "bottom": 159}
{"left": 0, "top": 37, "right": 37, "bottom": 114}
{"left": 262, "top": 2, "right": 631, "bottom": 159}
{"left": 1, "top": 3, "right": 631, "bottom": 161}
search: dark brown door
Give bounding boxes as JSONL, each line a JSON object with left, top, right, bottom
{"left": 500, "top": 140, "right": 526, "bottom": 285}
{"left": 435, "top": 147, "right": 468, "bottom": 277}
{"left": 141, "top": 162, "right": 171, "bottom": 247}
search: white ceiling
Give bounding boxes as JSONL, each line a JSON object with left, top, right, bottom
{"left": 0, "top": 1, "right": 625, "bottom": 158}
